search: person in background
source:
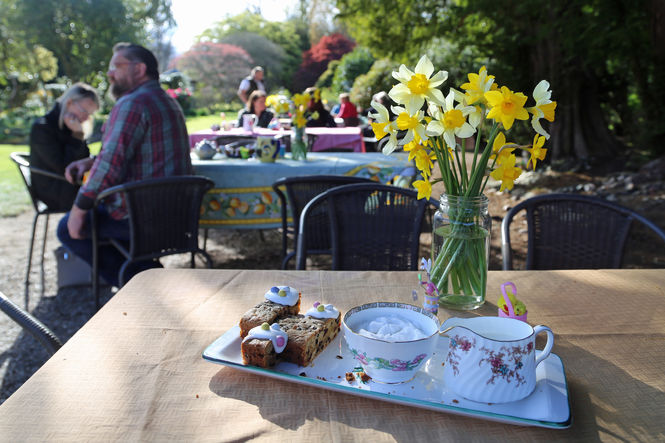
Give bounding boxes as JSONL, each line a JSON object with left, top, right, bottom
{"left": 304, "top": 87, "right": 336, "bottom": 128}
{"left": 57, "top": 42, "right": 192, "bottom": 288}
{"left": 237, "top": 90, "right": 274, "bottom": 128}
{"left": 237, "top": 66, "right": 266, "bottom": 104}
{"left": 29, "top": 83, "right": 100, "bottom": 211}
{"left": 335, "top": 93, "right": 358, "bottom": 119}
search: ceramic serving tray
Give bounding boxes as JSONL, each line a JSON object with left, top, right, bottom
{"left": 202, "top": 326, "right": 571, "bottom": 429}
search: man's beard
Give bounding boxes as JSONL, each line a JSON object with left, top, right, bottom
{"left": 110, "top": 81, "right": 130, "bottom": 100}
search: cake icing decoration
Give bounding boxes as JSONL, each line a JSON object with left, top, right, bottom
{"left": 265, "top": 286, "right": 299, "bottom": 306}
{"left": 243, "top": 322, "right": 288, "bottom": 353}
{"left": 306, "top": 302, "right": 339, "bottom": 319}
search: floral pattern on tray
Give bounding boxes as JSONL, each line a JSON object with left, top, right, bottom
{"left": 350, "top": 348, "right": 428, "bottom": 372}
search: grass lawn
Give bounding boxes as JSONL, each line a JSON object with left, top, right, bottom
{"left": 0, "top": 114, "right": 224, "bottom": 217}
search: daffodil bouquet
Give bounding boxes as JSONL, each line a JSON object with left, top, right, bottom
{"left": 370, "top": 55, "right": 556, "bottom": 308}
{"left": 289, "top": 90, "right": 314, "bottom": 160}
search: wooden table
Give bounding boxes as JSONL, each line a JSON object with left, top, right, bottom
{"left": 1, "top": 269, "right": 663, "bottom": 441}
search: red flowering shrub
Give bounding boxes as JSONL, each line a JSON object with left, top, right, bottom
{"left": 293, "top": 33, "right": 355, "bottom": 92}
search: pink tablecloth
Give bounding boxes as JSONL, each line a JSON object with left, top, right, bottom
{"left": 190, "top": 127, "right": 365, "bottom": 153}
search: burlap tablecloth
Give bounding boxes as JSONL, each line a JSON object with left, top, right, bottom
{"left": 0, "top": 269, "right": 663, "bottom": 441}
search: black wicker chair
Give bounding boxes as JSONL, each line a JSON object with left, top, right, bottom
{"left": 1, "top": 290, "right": 62, "bottom": 356}
{"left": 92, "top": 176, "right": 214, "bottom": 309}
{"left": 295, "top": 183, "right": 438, "bottom": 270}
{"left": 501, "top": 193, "right": 665, "bottom": 270}
{"left": 272, "top": 175, "right": 374, "bottom": 269}
{"left": 10, "top": 152, "right": 74, "bottom": 307}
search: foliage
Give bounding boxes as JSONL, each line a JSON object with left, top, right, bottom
{"left": 315, "top": 60, "right": 340, "bottom": 89}
{"left": 174, "top": 42, "right": 253, "bottom": 107}
{"left": 349, "top": 58, "right": 396, "bottom": 109}
{"left": 331, "top": 46, "right": 374, "bottom": 93}
{"left": 293, "top": 33, "right": 356, "bottom": 92}
{"left": 336, "top": 0, "right": 665, "bottom": 162}
{"left": 197, "top": 11, "right": 307, "bottom": 92}
{"left": 11, "top": 0, "right": 174, "bottom": 84}
{"left": 219, "top": 32, "right": 287, "bottom": 91}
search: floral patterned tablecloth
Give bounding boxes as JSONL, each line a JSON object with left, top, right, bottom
{"left": 192, "top": 152, "right": 415, "bottom": 229}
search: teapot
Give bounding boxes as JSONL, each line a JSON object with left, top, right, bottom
{"left": 194, "top": 139, "right": 217, "bottom": 160}
{"left": 439, "top": 316, "right": 554, "bottom": 403}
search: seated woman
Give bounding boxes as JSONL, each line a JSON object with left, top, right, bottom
{"left": 237, "top": 90, "right": 274, "bottom": 129}
{"left": 304, "top": 87, "right": 336, "bottom": 128}
{"left": 29, "top": 82, "right": 100, "bottom": 211}
{"left": 336, "top": 93, "right": 358, "bottom": 119}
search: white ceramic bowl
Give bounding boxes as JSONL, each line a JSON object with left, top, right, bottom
{"left": 342, "top": 302, "right": 440, "bottom": 383}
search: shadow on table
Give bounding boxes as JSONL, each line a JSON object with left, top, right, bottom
{"left": 207, "top": 335, "right": 664, "bottom": 440}
{"left": 0, "top": 285, "right": 114, "bottom": 404}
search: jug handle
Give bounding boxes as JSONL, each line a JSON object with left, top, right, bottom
{"left": 533, "top": 325, "right": 554, "bottom": 366}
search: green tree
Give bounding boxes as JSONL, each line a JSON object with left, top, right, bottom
{"left": 349, "top": 58, "right": 396, "bottom": 109}
{"left": 219, "top": 32, "right": 287, "bottom": 91}
{"left": 198, "top": 11, "right": 306, "bottom": 91}
{"left": 337, "top": 0, "right": 665, "bottom": 163}
{"left": 174, "top": 42, "right": 252, "bottom": 107}
{"left": 13, "top": 0, "right": 174, "bottom": 83}
{"left": 331, "top": 46, "right": 374, "bottom": 93}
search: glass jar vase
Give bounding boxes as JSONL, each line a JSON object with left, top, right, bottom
{"left": 291, "top": 127, "right": 307, "bottom": 161}
{"left": 430, "top": 194, "right": 490, "bottom": 310}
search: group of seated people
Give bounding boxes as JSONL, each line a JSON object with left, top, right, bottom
{"left": 237, "top": 88, "right": 372, "bottom": 130}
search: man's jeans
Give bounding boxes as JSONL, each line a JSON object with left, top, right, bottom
{"left": 56, "top": 206, "right": 159, "bottom": 287}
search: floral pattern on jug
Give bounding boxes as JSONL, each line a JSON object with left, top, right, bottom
{"left": 479, "top": 342, "right": 533, "bottom": 387}
{"left": 445, "top": 335, "right": 476, "bottom": 376}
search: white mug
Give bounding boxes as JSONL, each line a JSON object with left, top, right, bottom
{"left": 242, "top": 114, "right": 255, "bottom": 132}
{"left": 440, "top": 316, "right": 554, "bottom": 403}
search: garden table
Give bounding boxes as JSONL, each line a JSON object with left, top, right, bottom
{"left": 0, "top": 269, "right": 663, "bottom": 441}
{"left": 192, "top": 152, "right": 415, "bottom": 229}
{"left": 190, "top": 126, "right": 366, "bottom": 153}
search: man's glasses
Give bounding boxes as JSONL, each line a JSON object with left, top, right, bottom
{"left": 108, "top": 61, "right": 137, "bottom": 71}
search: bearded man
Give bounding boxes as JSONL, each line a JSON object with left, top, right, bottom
{"left": 56, "top": 43, "right": 192, "bottom": 288}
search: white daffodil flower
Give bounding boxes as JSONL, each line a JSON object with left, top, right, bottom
{"left": 426, "top": 91, "right": 476, "bottom": 149}
{"left": 389, "top": 55, "right": 447, "bottom": 115}
{"left": 527, "top": 80, "right": 557, "bottom": 139}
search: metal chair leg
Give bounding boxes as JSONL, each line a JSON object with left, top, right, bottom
{"left": 24, "top": 212, "right": 40, "bottom": 309}
{"left": 40, "top": 215, "right": 49, "bottom": 297}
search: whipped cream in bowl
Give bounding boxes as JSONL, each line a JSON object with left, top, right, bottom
{"left": 343, "top": 302, "right": 441, "bottom": 383}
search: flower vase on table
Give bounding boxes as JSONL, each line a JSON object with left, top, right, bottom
{"left": 292, "top": 126, "right": 307, "bottom": 161}
{"left": 431, "top": 194, "right": 490, "bottom": 310}
{"left": 370, "top": 55, "right": 557, "bottom": 310}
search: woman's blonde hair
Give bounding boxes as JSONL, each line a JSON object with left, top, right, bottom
{"left": 56, "top": 82, "right": 100, "bottom": 137}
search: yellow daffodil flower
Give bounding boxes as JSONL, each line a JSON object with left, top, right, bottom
{"left": 404, "top": 140, "right": 435, "bottom": 178}
{"left": 490, "top": 154, "right": 523, "bottom": 191}
{"left": 527, "top": 80, "right": 557, "bottom": 139}
{"left": 489, "top": 132, "right": 517, "bottom": 165}
{"left": 292, "top": 93, "right": 310, "bottom": 108}
{"left": 426, "top": 90, "right": 476, "bottom": 149}
{"left": 389, "top": 55, "right": 447, "bottom": 114}
{"left": 294, "top": 111, "right": 307, "bottom": 128}
{"left": 461, "top": 66, "right": 496, "bottom": 105}
{"left": 527, "top": 134, "right": 548, "bottom": 169}
{"left": 412, "top": 179, "right": 433, "bottom": 200}
{"left": 392, "top": 105, "right": 427, "bottom": 149}
{"left": 369, "top": 100, "right": 395, "bottom": 141}
{"left": 485, "top": 86, "right": 529, "bottom": 130}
